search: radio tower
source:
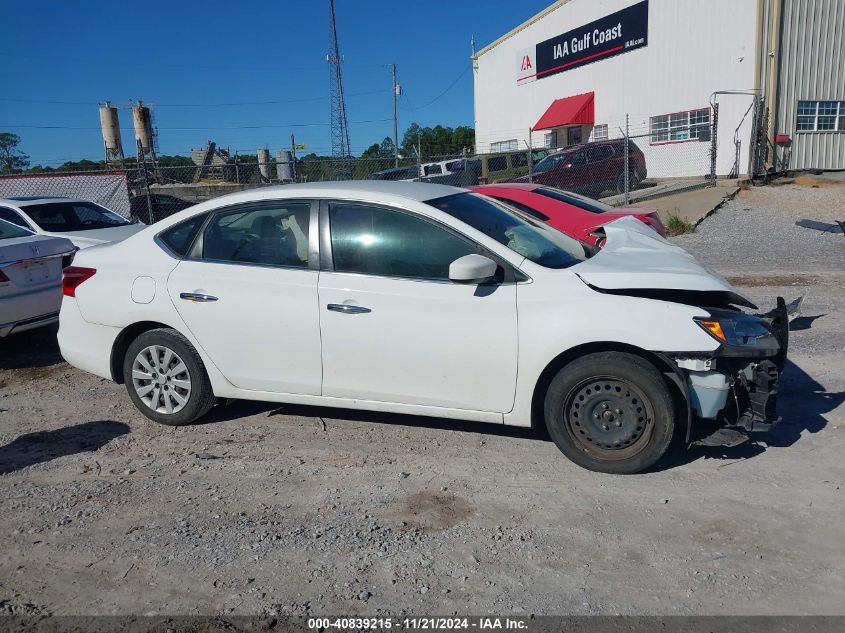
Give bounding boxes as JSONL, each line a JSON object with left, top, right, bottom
{"left": 328, "top": 0, "right": 351, "bottom": 177}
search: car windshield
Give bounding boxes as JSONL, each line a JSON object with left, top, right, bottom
{"left": 535, "top": 187, "right": 613, "bottom": 213}
{"left": 427, "top": 192, "right": 586, "bottom": 269}
{"left": 531, "top": 153, "right": 570, "bottom": 174}
{"left": 23, "top": 201, "right": 131, "bottom": 232}
{"left": 0, "top": 217, "right": 33, "bottom": 240}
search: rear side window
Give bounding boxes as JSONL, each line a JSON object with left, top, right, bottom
{"left": 159, "top": 214, "right": 207, "bottom": 256}
{"left": 329, "top": 203, "right": 475, "bottom": 280}
{"left": 586, "top": 145, "right": 613, "bottom": 163}
{"left": 203, "top": 203, "right": 311, "bottom": 267}
{"left": 0, "top": 206, "right": 30, "bottom": 228}
{"left": 487, "top": 156, "right": 508, "bottom": 172}
{"left": 0, "top": 217, "right": 33, "bottom": 239}
{"left": 511, "top": 153, "right": 528, "bottom": 167}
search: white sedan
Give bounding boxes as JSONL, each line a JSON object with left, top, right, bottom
{"left": 0, "top": 196, "right": 144, "bottom": 249}
{"left": 58, "top": 182, "right": 787, "bottom": 473}
{"left": 0, "top": 218, "right": 76, "bottom": 336}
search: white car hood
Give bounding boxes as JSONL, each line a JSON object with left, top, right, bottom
{"left": 44, "top": 224, "right": 145, "bottom": 249}
{"left": 573, "top": 216, "right": 754, "bottom": 307}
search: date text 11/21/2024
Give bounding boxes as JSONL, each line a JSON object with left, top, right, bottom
{"left": 307, "top": 617, "right": 530, "bottom": 630}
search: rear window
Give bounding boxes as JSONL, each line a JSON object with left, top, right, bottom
{"left": 0, "top": 218, "right": 33, "bottom": 240}
{"left": 535, "top": 188, "right": 613, "bottom": 213}
{"left": 159, "top": 214, "right": 206, "bottom": 256}
{"left": 24, "top": 201, "right": 131, "bottom": 232}
{"left": 490, "top": 196, "right": 550, "bottom": 222}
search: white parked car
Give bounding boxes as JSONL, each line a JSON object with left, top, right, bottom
{"left": 0, "top": 218, "right": 76, "bottom": 337}
{"left": 57, "top": 182, "right": 788, "bottom": 473}
{"left": 0, "top": 196, "right": 144, "bottom": 249}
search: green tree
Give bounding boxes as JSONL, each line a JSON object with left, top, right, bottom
{"left": 0, "top": 132, "right": 30, "bottom": 173}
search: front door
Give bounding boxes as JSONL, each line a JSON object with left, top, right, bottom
{"left": 167, "top": 200, "right": 322, "bottom": 394}
{"left": 318, "top": 201, "right": 518, "bottom": 413}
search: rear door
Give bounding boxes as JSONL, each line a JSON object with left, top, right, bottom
{"left": 166, "top": 199, "right": 322, "bottom": 394}
{"left": 317, "top": 200, "right": 518, "bottom": 413}
{"left": 585, "top": 144, "right": 616, "bottom": 194}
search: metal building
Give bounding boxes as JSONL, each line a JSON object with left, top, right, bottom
{"left": 472, "top": 0, "right": 845, "bottom": 178}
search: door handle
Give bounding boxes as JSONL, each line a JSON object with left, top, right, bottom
{"left": 327, "top": 303, "right": 371, "bottom": 314}
{"left": 180, "top": 292, "right": 218, "bottom": 302}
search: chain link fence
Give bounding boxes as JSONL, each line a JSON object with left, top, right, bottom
{"left": 1, "top": 110, "right": 716, "bottom": 224}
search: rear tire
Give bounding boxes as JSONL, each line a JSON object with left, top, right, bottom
{"left": 123, "top": 328, "right": 216, "bottom": 426}
{"left": 615, "top": 169, "right": 640, "bottom": 195}
{"left": 544, "top": 352, "right": 675, "bottom": 474}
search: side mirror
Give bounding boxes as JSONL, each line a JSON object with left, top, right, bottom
{"left": 449, "top": 254, "right": 497, "bottom": 284}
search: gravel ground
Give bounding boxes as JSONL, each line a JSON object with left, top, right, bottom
{"left": 0, "top": 180, "right": 843, "bottom": 618}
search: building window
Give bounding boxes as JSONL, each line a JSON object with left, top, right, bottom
{"left": 490, "top": 139, "right": 518, "bottom": 152}
{"left": 650, "top": 108, "right": 711, "bottom": 144}
{"left": 592, "top": 124, "right": 608, "bottom": 141}
{"left": 797, "top": 100, "right": 845, "bottom": 132}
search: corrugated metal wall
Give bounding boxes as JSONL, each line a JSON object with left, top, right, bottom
{"left": 777, "top": 0, "right": 845, "bottom": 169}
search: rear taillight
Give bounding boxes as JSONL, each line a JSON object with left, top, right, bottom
{"left": 62, "top": 266, "right": 96, "bottom": 297}
{"left": 0, "top": 269, "right": 9, "bottom": 283}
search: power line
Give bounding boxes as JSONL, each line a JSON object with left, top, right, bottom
{"left": 0, "top": 89, "right": 390, "bottom": 108}
{"left": 415, "top": 65, "right": 471, "bottom": 110}
{"left": 2, "top": 117, "right": 393, "bottom": 131}
{"left": 0, "top": 51, "right": 387, "bottom": 74}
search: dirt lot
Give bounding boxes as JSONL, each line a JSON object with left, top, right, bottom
{"left": 1, "top": 180, "right": 844, "bottom": 618}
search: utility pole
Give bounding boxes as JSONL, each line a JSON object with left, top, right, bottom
{"left": 391, "top": 63, "right": 399, "bottom": 168}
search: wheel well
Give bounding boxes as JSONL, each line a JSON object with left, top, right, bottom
{"left": 110, "top": 321, "right": 171, "bottom": 383}
{"left": 530, "top": 341, "right": 689, "bottom": 432}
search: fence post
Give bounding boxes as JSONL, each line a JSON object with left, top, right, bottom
{"left": 623, "top": 114, "right": 630, "bottom": 205}
{"left": 137, "top": 139, "right": 154, "bottom": 224}
{"left": 710, "top": 102, "right": 719, "bottom": 186}
{"left": 528, "top": 128, "right": 533, "bottom": 183}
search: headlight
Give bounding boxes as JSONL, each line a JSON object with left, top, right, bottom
{"left": 694, "top": 312, "right": 779, "bottom": 348}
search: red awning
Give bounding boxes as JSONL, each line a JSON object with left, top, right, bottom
{"left": 532, "top": 92, "right": 595, "bottom": 131}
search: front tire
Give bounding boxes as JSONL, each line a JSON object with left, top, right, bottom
{"left": 123, "top": 328, "right": 216, "bottom": 426}
{"left": 544, "top": 352, "right": 675, "bottom": 474}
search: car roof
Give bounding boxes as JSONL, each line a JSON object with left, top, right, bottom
{"left": 0, "top": 196, "right": 88, "bottom": 207}
{"left": 223, "top": 180, "right": 466, "bottom": 204}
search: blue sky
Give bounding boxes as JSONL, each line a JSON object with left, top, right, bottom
{"left": 1, "top": 1, "right": 551, "bottom": 166}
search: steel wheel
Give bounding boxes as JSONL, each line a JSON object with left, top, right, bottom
{"left": 131, "top": 345, "right": 192, "bottom": 415}
{"left": 564, "top": 375, "right": 654, "bottom": 461}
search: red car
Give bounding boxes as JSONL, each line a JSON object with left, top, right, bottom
{"left": 469, "top": 183, "right": 665, "bottom": 246}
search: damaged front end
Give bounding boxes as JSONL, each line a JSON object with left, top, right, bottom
{"left": 666, "top": 297, "right": 790, "bottom": 447}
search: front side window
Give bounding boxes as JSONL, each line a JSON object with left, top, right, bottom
{"left": 202, "top": 202, "right": 310, "bottom": 268}
{"left": 329, "top": 203, "right": 475, "bottom": 280}
{"left": 797, "top": 100, "right": 845, "bottom": 131}
{"left": 428, "top": 193, "right": 586, "bottom": 269}
{"left": 650, "top": 108, "right": 710, "bottom": 144}
{"left": 24, "top": 201, "right": 131, "bottom": 232}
